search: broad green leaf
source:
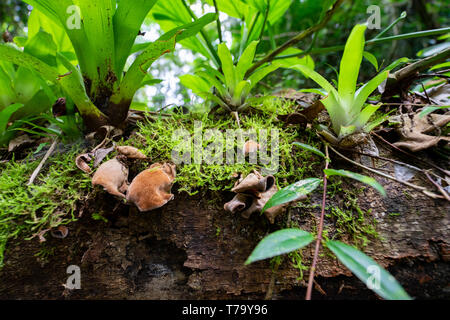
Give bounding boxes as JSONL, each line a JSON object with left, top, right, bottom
{"left": 262, "top": 178, "right": 321, "bottom": 213}
{"left": 196, "top": 71, "right": 227, "bottom": 97}
{"left": 233, "top": 80, "right": 251, "bottom": 105}
{"left": 113, "top": 0, "right": 159, "bottom": 75}
{"left": 245, "top": 229, "right": 314, "bottom": 264}
{"left": 327, "top": 240, "right": 412, "bottom": 300}
{"left": 112, "top": 33, "right": 178, "bottom": 104}
{"left": 338, "top": 24, "right": 366, "bottom": 106}
{"left": 159, "top": 13, "right": 217, "bottom": 43}
{"left": 236, "top": 41, "right": 259, "bottom": 80}
{"left": 180, "top": 74, "right": 212, "bottom": 96}
{"left": 0, "top": 103, "right": 24, "bottom": 133}
{"left": 218, "top": 43, "right": 238, "bottom": 92}
{"left": 24, "top": 29, "right": 57, "bottom": 67}
{"left": 277, "top": 47, "right": 315, "bottom": 71}
{"left": 351, "top": 104, "right": 381, "bottom": 129}
{"left": 247, "top": 63, "right": 280, "bottom": 90}
{"left": 0, "top": 65, "right": 16, "bottom": 108}
{"left": 324, "top": 169, "right": 386, "bottom": 197}
{"left": 292, "top": 142, "right": 325, "bottom": 158}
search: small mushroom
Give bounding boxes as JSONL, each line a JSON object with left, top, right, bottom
{"left": 92, "top": 157, "right": 129, "bottom": 198}
{"left": 116, "top": 146, "right": 147, "bottom": 159}
{"left": 126, "top": 162, "right": 176, "bottom": 212}
{"left": 224, "top": 171, "right": 289, "bottom": 224}
{"left": 243, "top": 140, "right": 260, "bottom": 155}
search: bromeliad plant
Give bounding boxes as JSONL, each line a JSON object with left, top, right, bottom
{"left": 180, "top": 41, "right": 280, "bottom": 112}
{"left": 295, "top": 24, "right": 390, "bottom": 143}
{"left": 0, "top": 0, "right": 216, "bottom": 132}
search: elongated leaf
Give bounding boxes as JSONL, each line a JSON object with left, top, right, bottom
{"left": 159, "top": 13, "right": 217, "bottom": 42}
{"left": 218, "top": 43, "right": 238, "bottom": 92}
{"left": 338, "top": 24, "right": 366, "bottom": 106}
{"left": 262, "top": 178, "right": 321, "bottom": 213}
{"left": 351, "top": 104, "right": 381, "bottom": 129}
{"left": 180, "top": 74, "right": 212, "bottom": 96}
{"left": 111, "top": 33, "right": 179, "bottom": 104}
{"left": 363, "top": 51, "right": 379, "bottom": 71}
{"left": 292, "top": 142, "right": 325, "bottom": 158}
{"left": 294, "top": 64, "right": 338, "bottom": 97}
{"left": 196, "top": 71, "right": 226, "bottom": 97}
{"left": 245, "top": 228, "right": 314, "bottom": 264}
{"left": 236, "top": 41, "right": 259, "bottom": 80}
{"left": 113, "top": 0, "right": 159, "bottom": 75}
{"left": 233, "top": 80, "right": 251, "bottom": 104}
{"left": 324, "top": 169, "right": 386, "bottom": 196}
{"left": 247, "top": 63, "right": 280, "bottom": 90}
{"left": 354, "top": 71, "right": 388, "bottom": 113}
{"left": 0, "top": 103, "right": 24, "bottom": 133}
{"left": 327, "top": 240, "right": 411, "bottom": 300}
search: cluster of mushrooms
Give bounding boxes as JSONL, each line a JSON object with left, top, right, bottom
{"left": 86, "top": 145, "right": 176, "bottom": 212}
{"left": 83, "top": 139, "right": 301, "bottom": 223}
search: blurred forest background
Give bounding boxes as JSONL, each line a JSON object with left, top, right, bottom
{"left": 1, "top": 0, "right": 449, "bottom": 108}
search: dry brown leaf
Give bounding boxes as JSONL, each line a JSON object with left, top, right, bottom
{"left": 93, "top": 146, "right": 115, "bottom": 168}
{"left": 92, "top": 157, "right": 129, "bottom": 198}
{"left": 8, "top": 134, "right": 34, "bottom": 152}
{"left": 391, "top": 113, "right": 450, "bottom": 152}
{"left": 126, "top": 162, "right": 176, "bottom": 212}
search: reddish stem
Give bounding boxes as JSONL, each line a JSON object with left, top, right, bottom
{"left": 306, "top": 145, "right": 329, "bottom": 300}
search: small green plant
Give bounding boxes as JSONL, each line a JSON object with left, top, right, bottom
{"left": 295, "top": 24, "right": 389, "bottom": 141}
{"left": 181, "top": 41, "right": 280, "bottom": 112}
{"left": 246, "top": 142, "right": 411, "bottom": 300}
{"left": 0, "top": 1, "right": 215, "bottom": 132}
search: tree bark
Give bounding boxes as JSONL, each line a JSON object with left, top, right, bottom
{"left": 0, "top": 149, "right": 448, "bottom": 300}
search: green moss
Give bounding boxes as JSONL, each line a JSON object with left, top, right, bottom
{"left": 326, "top": 186, "right": 378, "bottom": 248}
{"left": 130, "top": 99, "right": 322, "bottom": 195}
{"left": 0, "top": 144, "right": 91, "bottom": 267}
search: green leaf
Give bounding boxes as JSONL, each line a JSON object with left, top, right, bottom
{"left": 262, "top": 178, "right": 321, "bottom": 213}
{"left": 180, "top": 74, "right": 212, "bottom": 97}
{"left": 292, "top": 142, "right": 325, "bottom": 158}
{"left": 0, "top": 103, "right": 24, "bottom": 133}
{"left": 294, "top": 64, "right": 338, "bottom": 97}
{"left": 247, "top": 63, "right": 280, "bottom": 91}
{"left": 363, "top": 51, "right": 379, "bottom": 71}
{"left": 338, "top": 24, "right": 366, "bottom": 107}
{"left": 159, "top": 13, "right": 217, "bottom": 42}
{"left": 326, "top": 240, "right": 412, "bottom": 300}
{"left": 236, "top": 41, "right": 259, "bottom": 80}
{"left": 353, "top": 71, "right": 388, "bottom": 113}
{"left": 419, "top": 105, "right": 449, "bottom": 117}
{"left": 324, "top": 169, "right": 386, "bottom": 197}
{"left": 113, "top": 0, "right": 159, "bottom": 75}
{"left": 24, "top": 29, "right": 58, "bottom": 67}
{"left": 218, "top": 43, "right": 238, "bottom": 92}
{"left": 245, "top": 229, "right": 314, "bottom": 264}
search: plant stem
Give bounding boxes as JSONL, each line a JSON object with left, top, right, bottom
{"left": 27, "top": 138, "right": 58, "bottom": 186}
{"left": 373, "top": 11, "right": 407, "bottom": 40}
{"left": 259, "top": 0, "right": 271, "bottom": 43}
{"left": 246, "top": 0, "right": 344, "bottom": 76}
{"left": 212, "top": 0, "right": 223, "bottom": 43}
{"left": 306, "top": 144, "right": 329, "bottom": 300}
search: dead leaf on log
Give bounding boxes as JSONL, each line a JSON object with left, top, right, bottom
{"left": 8, "top": 134, "right": 34, "bottom": 152}
{"left": 390, "top": 112, "right": 450, "bottom": 152}
{"left": 126, "top": 162, "right": 176, "bottom": 212}
{"left": 116, "top": 146, "right": 147, "bottom": 159}
{"left": 92, "top": 157, "right": 129, "bottom": 198}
